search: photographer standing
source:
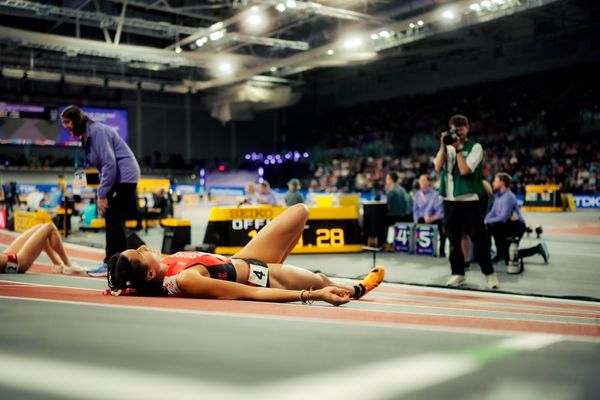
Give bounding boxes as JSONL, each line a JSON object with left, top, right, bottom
{"left": 433, "top": 115, "right": 498, "bottom": 289}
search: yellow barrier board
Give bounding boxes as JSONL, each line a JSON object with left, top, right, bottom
{"left": 14, "top": 210, "right": 52, "bottom": 233}
{"left": 137, "top": 179, "right": 170, "bottom": 194}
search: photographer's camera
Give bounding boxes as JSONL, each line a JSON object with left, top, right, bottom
{"left": 442, "top": 130, "right": 460, "bottom": 146}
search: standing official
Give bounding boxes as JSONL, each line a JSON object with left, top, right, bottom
{"left": 61, "top": 105, "right": 140, "bottom": 277}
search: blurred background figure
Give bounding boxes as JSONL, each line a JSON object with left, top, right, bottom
{"left": 284, "top": 178, "right": 305, "bottom": 206}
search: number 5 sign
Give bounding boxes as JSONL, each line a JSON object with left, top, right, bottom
{"left": 415, "top": 224, "right": 438, "bottom": 256}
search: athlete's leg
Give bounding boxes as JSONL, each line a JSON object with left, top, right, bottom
{"left": 4, "top": 223, "right": 45, "bottom": 254}
{"left": 44, "top": 239, "right": 63, "bottom": 266}
{"left": 268, "top": 263, "right": 385, "bottom": 299}
{"left": 45, "top": 223, "right": 72, "bottom": 267}
{"left": 267, "top": 263, "right": 354, "bottom": 291}
{"left": 232, "top": 204, "right": 308, "bottom": 264}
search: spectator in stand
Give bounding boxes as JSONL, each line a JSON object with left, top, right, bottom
{"left": 485, "top": 172, "right": 549, "bottom": 272}
{"left": 385, "top": 172, "right": 410, "bottom": 227}
{"left": 242, "top": 183, "right": 258, "bottom": 206}
{"left": 284, "top": 178, "right": 305, "bottom": 206}
{"left": 422, "top": 186, "right": 447, "bottom": 258}
{"left": 413, "top": 174, "right": 437, "bottom": 223}
{"left": 257, "top": 181, "right": 277, "bottom": 206}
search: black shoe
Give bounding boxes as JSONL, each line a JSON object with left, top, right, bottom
{"left": 463, "top": 261, "right": 470, "bottom": 270}
{"left": 538, "top": 243, "right": 549, "bottom": 264}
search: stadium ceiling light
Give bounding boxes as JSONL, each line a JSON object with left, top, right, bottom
{"left": 247, "top": 14, "right": 264, "bottom": 26}
{"left": 327, "top": 49, "right": 334, "bottom": 55}
{"left": 343, "top": 37, "right": 363, "bottom": 49}
{"left": 417, "top": 20, "right": 424, "bottom": 27}
{"left": 195, "top": 37, "right": 208, "bottom": 46}
{"left": 379, "top": 30, "right": 391, "bottom": 38}
{"left": 210, "top": 30, "right": 225, "bottom": 41}
{"left": 481, "top": 0, "right": 492, "bottom": 7}
{"left": 493, "top": 0, "right": 505, "bottom": 4}
{"left": 442, "top": 10, "right": 455, "bottom": 20}
{"left": 218, "top": 62, "right": 233, "bottom": 75}
{"left": 409, "top": 22, "right": 416, "bottom": 28}
{"left": 470, "top": 4, "right": 481, "bottom": 11}
{"left": 286, "top": 0, "right": 297, "bottom": 8}
{"left": 175, "top": 46, "right": 182, "bottom": 53}
{"left": 371, "top": 33, "right": 379, "bottom": 40}
{"left": 275, "top": 3, "right": 286, "bottom": 12}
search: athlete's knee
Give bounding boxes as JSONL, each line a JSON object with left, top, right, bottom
{"left": 290, "top": 203, "right": 309, "bottom": 219}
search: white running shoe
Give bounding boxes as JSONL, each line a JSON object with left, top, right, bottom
{"left": 446, "top": 275, "right": 466, "bottom": 287}
{"left": 485, "top": 273, "right": 499, "bottom": 289}
{"left": 62, "top": 263, "right": 88, "bottom": 275}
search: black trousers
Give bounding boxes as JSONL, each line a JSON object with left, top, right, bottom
{"left": 444, "top": 200, "right": 494, "bottom": 276}
{"left": 489, "top": 220, "right": 526, "bottom": 260}
{"left": 105, "top": 183, "right": 138, "bottom": 263}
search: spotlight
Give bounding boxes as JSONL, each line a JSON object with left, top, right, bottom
{"left": 286, "top": 0, "right": 297, "bottom": 8}
{"left": 409, "top": 22, "right": 416, "bottom": 29}
{"left": 327, "top": 49, "right": 334, "bottom": 55}
{"left": 196, "top": 37, "right": 208, "bottom": 46}
{"left": 370, "top": 33, "right": 379, "bottom": 40}
{"left": 175, "top": 46, "right": 182, "bottom": 53}
{"left": 275, "top": 3, "right": 286, "bottom": 12}
{"left": 481, "top": 0, "right": 492, "bottom": 7}
{"left": 470, "top": 4, "right": 481, "bottom": 11}
{"left": 379, "top": 30, "right": 390, "bottom": 38}
{"left": 417, "top": 20, "right": 424, "bottom": 27}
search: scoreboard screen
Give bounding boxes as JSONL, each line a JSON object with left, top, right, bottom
{"left": 204, "top": 206, "right": 363, "bottom": 254}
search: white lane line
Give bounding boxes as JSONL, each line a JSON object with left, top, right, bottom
{"left": 0, "top": 351, "right": 242, "bottom": 400}
{"left": 0, "top": 335, "right": 564, "bottom": 400}
{"left": 2, "top": 295, "right": 599, "bottom": 343}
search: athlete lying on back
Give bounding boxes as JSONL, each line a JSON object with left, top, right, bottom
{"left": 107, "top": 204, "right": 384, "bottom": 306}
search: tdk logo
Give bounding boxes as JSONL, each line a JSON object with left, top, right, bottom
{"left": 574, "top": 196, "right": 600, "bottom": 209}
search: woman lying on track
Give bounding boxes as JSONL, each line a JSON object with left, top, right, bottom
{"left": 107, "top": 204, "right": 385, "bottom": 306}
{"left": 1, "top": 223, "right": 86, "bottom": 274}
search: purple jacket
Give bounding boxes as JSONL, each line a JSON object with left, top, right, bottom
{"left": 413, "top": 188, "right": 437, "bottom": 222}
{"left": 83, "top": 121, "right": 140, "bottom": 199}
{"left": 485, "top": 189, "right": 524, "bottom": 225}
{"left": 424, "top": 193, "right": 444, "bottom": 221}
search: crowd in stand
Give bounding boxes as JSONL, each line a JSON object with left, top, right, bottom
{"left": 296, "top": 64, "right": 599, "bottom": 195}
{"left": 302, "top": 138, "right": 599, "bottom": 195}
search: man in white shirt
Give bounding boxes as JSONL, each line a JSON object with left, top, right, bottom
{"left": 433, "top": 115, "right": 498, "bottom": 289}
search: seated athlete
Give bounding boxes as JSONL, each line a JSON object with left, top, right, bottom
{"left": 107, "top": 204, "right": 385, "bottom": 306}
{"left": 1, "top": 223, "right": 86, "bottom": 274}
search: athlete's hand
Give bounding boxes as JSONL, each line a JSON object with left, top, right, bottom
{"left": 315, "top": 287, "right": 351, "bottom": 306}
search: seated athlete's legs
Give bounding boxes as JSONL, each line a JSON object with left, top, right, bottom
{"left": 3, "top": 223, "right": 45, "bottom": 255}
{"left": 45, "top": 222, "right": 72, "bottom": 267}
{"left": 232, "top": 204, "right": 309, "bottom": 264}
{"left": 11, "top": 223, "right": 58, "bottom": 272}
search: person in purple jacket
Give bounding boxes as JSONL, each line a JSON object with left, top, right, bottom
{"left": 485, "top": 172, "right": 549, "bottom": 272}
{"left": 414, "top": 174, "right": 447, "bottom": 257}
{"left": 61, "top": 105, "right": 141, "bottom": 277}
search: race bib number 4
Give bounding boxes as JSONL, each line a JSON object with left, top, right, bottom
{"left": 248, "top": 263, "right": 269, "bottom": 287}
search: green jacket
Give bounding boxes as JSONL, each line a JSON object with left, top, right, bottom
{"left": 438, "top": 139, "right": 484, "bottom": 198}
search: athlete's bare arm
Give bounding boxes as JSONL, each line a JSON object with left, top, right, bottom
{"left": 176, "top": 269, "right": 350, "bottom": 306}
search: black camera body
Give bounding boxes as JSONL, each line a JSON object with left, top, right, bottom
{"left": 442, "top": 129, "right": 460, "bottom": 146}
